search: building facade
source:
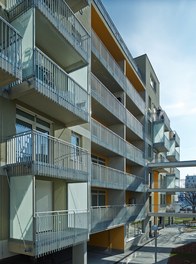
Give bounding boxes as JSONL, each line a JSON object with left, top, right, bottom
{"left": 0, "top": 0, "right": 182, "bottom": 263}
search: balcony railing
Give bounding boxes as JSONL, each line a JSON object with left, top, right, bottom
{"left": 91, "top": 73, "right": 126, "bottom": 123}
{"left": 91, "top": 74, "right": 143, "bottom": 138}
{"left": 6, "top": 0, "right": 90, "bottom": 61}
{"left": 91, "top": 119, "right": 144, "bottom": 165}
{"left": 6, "top": 130, "right": 90, "bottom": 181}
{"left": 126, "top": 109, "right": 143, "bottom": 139}
{"left": 91, "top": 163, "right": 146, "bottom": 191}
{"left": 126, "top": 141, "right": 144, "bottom": 166}
{"left": 91, "top": 118, "right": 125, "bottom": 157}
{"left": 0, "top": 16, "right": 22, "bottom": 84}
{"left": 34, "top": 209, "right": 89, "bottom": 257}
{"left": 153, "top": 109, "right": 170, "bottom": 131}
{"left": 153, "top": 134, "right": 170, "bottom": 152}
{"left": 91, "top": 204, "right": 145, "bottom": 233}
{"left": 92, "top": 31, "right": 145, "bottom": 114}
{"left": 12, "top": 48, "right": 89, "bottom": 123}
{"left": 167, "top": 149, "right": 180, "bottom": 162}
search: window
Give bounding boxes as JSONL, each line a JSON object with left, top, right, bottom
{"left": 147, "top": 120, "right": 152, "bottom": 139}
{"left": 71, "top": 132, "right": 81, "bottom": 160}
{"left": 91, "top": 155, "right": 106, "bottom": 166}
{"left": 91, "top": 190, "right": 106, "bottom": 207}
{"left": 148, "top": 96, "right": 151, "bottom": 110}
{"left": 147, "top": 144, "right": 152, "bottom": 159}
{"left": 150, "top": 74, "right": 157, "bottom": 92}
{"left": 15, "top": 107, "right": 51, "bottom": 163}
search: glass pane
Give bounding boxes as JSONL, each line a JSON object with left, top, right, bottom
{"left": 92, "top": 194, "right": 97, "bottom": 207}
{"left": 98, "top": 195, "right": 105, "bottom": 206}
{"left": 35, "top": 128, "right": 49, "bottom": 163}
{"left": 16, "top": 119, "right": 32, "bottom": 134}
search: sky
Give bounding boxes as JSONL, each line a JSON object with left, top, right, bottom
{"left": 102, "top": 0, "right": 196, "bottom": 178}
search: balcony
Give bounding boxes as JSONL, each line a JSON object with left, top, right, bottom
{"left": 91, "top": 74, "right": 143, "bottom": 139}
{"left": 91, "top": 204, "right": 145, "bottom": 234}
{"left": 91, "top": 118, "right": 125, "bottom": 157}
{"left": 91, "top": 73, "right": 126, "bottom": 124}
{"left": 92, "top": 31, "right": 145, "bottom": 114}
{"left": 91, "top": 119, "right": 144, "bottom": 165}
{"left": 6, "top": 130, "right": 90, "bottom": 181}
{"left": 9, "top": 209, "right": 89, "bottom": 257}
{"left": 91, "top": 163, "right": 146, "bottom": 192}
{"left": 65, "top": 0, "right": 89, "bottom": 13}
{"left": 10, "top": 48, "right": 89, "bottom": 126}
{"left": 153, "top": 135, "right": 170, "bottom": 152}
{"left": 0, "top": 16, "right": 22, "bottom": 86}
{"left": 153, "top": 109, "right": 170, "bottom": 131}
{"left": 167, "top": 149, "right": 180, "bottom": 162}
{"left": 6, "top": 0, "right": 90, "bottom": 71}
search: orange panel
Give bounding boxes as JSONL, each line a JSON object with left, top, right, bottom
{"left": 166, "top": 194, "right": 171, "bottom": 204}
{"left": 89, "top": 226, "right": 125, "bottom": 251}
{"left": 153, "top": 171, "right": 159, "bottom": 212}
{"left": 91, "top": 5, "right": 145, "bottom": 92}
{"left": 89, "top": 230, "right": 110, "bottom": 248}
{"left": 110, "top": 226, "right": 124, "bottom": 251}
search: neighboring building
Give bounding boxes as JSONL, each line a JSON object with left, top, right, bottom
{"left": 185, "top": 175, "right": 196, "bottom": 187}
{"left": 0, "top": 0, "right": 182, "bottom": 263}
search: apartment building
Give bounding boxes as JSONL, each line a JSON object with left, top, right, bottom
{"left": 0, "top": 0, "right": 91, "bottom": 263}
{"left": 0, "top": 0, "right": 183, "bottom": 263}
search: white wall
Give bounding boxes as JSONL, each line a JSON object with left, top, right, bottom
{"left": 10, "top": 176, "right": 33, "bottom": 241}
{"left": 68, "top": 183, "right": 87, "bottom": 211}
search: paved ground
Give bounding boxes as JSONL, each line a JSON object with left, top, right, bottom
{"left": 88, "top": 225, "right": 196, "bottom": 264}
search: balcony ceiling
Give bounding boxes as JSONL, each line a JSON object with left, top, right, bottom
{"left": 91, "top": 142, "right": 120, "bottom": 157}
{"left": 0, "top": 69, "right": 17, "bottom": 86}
{"left": 36, "top": 10, "right": 88, "bottom": 73}
{"left": 91, "top": 54, "right": 121, "bottom": 93}
{"left": 65, "top": 0, "right": 89, "bottom": 13}
{"left": 91, "top": 97, "right": 123, "bottom": 126}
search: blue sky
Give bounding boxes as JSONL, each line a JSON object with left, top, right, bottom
{"left": 102, "top": 0, "right": 196, "bottom": 177}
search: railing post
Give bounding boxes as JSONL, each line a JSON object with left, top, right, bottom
{"left": 32, "top": 131, "right": 35, "bottom": 162}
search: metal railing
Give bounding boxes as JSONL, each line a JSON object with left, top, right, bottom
{"left": 23, "top": 48, "right": 89, "bottom": 119}
{"left": 91, "top": 73, "right": 126, "bottom": 123}
{"left": 153, "top": 109, "right": 170, "bottom": 130}
{"left": 91, "top": 163, "right": 146, "bottom": 191}
{"left": 35, "top": 209, "right": 89, "bottom": 257}
{"left": 126, "top": 141, "right": 144, "bottom": 166}
{"left": 167, "top": 149, "right": 180, "bottom": 161}
{"left": 91, "top": 119, "right": 144, "bottom": 165}
{"left": 92, "top": 31, "right": 145, "bottom": 114}
{"left": 0, "top": 15, "right": 22, "bottom": 79}
{"left": 6, "top": 130, "right": 89, "bottom": 181}
{"left": 154, "top": 134, "right": 170, "bottom": 150}
{"left": 126, "top": 109, "right": 143, "bottom": 139}
{"left": 91, "top": 118, "right": 125, "bottom": 156}
{"left": 91, "top": 74, "right": 143, "bottom": 138}
{"left": 91, "top": 204, "right": 145, "bottom": 233}
{"left": 6, "top": 0, "right": 90, "bottom": 60}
